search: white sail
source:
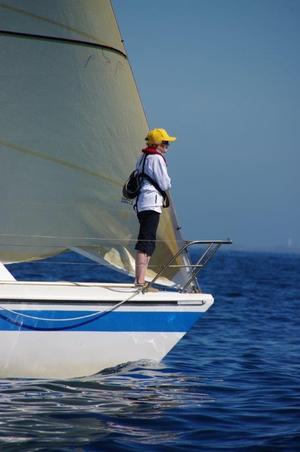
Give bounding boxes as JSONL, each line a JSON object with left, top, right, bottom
{"left": 0, "top": 0, "right": 191, "bottom": 286}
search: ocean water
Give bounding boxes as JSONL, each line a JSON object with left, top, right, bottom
{"left": 1, "top": 250, "right": 300, "bottom": 451}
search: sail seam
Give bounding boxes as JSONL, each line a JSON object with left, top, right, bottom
{"left": 0, "top": 138, "right": 120, "bottom": 186}
{"left": 0, "top": 2, "right": 111, "bottom": 45}
{"left": 0, "top": 30, "right": 127, "bottom": 58}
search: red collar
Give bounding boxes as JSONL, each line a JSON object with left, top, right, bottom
{"left": 142, "top": 146, "right": 166, "bottom": 163}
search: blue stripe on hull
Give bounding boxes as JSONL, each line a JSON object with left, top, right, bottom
{"left": 0, "top": 310, "right": 203, "bottom": 332}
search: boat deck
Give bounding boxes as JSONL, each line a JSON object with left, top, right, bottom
{"left": 0, "top": 281, "right": 213, "bottom": 305}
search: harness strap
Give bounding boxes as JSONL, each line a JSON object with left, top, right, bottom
{"left": 141, "top": 174, "right": 169, "bottom": 207}
{"left": 135, "top": 154, "right": 169, "bottom": 209}
{"left": 134, "top": 154, "right": 147, "bottom": 211}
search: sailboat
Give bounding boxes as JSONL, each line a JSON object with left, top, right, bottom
{"left": 0, "top": 0, "right": 230, "bottom": 378}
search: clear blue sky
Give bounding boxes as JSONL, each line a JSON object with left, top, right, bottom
{"left": 113, "top": 0, "right": 300, "bottom": 252}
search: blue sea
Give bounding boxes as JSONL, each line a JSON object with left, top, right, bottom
{"left": 1, "top": 250, "right": 300, "bottom": 451}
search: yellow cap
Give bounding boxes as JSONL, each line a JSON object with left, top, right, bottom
{"left": 146, "top": 128, "right": 176, "bottom": 145}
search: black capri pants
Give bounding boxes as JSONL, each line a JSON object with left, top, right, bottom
{"left": 135, "top": 210, "right": 160, "bottom": 256}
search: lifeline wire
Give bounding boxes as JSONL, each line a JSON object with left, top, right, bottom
{"left": 0, "top": 233, "right": 182, "bottom": 243}
{"left": 0, "top": 286, "right": 145, "bottom": 323}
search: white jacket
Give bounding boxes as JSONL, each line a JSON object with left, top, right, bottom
{"left": 135, "top": 153, "right": 171, "bottom": 213}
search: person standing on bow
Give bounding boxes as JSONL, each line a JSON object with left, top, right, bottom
{"left": 134, "top": 128, "right": 176, "bottom": 287}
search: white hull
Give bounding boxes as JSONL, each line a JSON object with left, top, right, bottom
{"left": 0, "top": 282, "right": 213, "bottom": 379}
{"left": 0, "top": 331, "right": 185, "bottom": 379}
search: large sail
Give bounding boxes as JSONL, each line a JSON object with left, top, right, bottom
{"left": 0, "top": 0, "right": 191, "bottom": 286}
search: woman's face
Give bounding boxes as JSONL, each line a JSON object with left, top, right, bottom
{"left": 158, "top": 141, "right": 169, "bottom": 153}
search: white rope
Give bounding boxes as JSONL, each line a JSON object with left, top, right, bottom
{"left": 0, "top": 287, "right": 144, "bottom": 323}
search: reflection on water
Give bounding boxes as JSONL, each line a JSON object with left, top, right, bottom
{"left": 0, "top": 361, "right": 214, "bottom": 450}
